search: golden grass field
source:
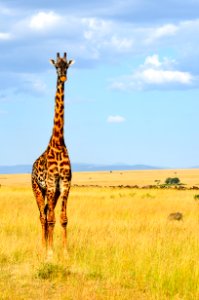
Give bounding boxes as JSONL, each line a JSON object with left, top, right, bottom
{"left": 1, "top": 169, "right": 199, "bottom": 299}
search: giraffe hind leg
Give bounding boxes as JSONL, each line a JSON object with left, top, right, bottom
{"left": 46, "top": 188, "right": 60, "bottom": 259}
{"left": 44, "top": 203, "right": 49, "bottom": 244}
{"left": 60, "top": 181, "right": 71, "bottom": 256}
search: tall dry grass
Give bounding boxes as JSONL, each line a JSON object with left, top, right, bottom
{"left": 0, "top": 173, "right": 199, "bottom": 299}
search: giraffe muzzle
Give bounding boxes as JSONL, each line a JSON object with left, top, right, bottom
{"left": 60, "top": 76, "right": 67, "bottom": 82}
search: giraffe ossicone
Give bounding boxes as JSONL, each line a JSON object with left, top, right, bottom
{"left": 31, "top": 52, "right": 74, "bottom": 259}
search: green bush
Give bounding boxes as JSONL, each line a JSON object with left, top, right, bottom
{"left": 165, "top": 177, "right": 180, "bottom": 185}
{"left": 36, "top": 263, "right": 69, "bottom": 280}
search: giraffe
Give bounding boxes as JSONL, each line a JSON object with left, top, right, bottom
{"left": 31, "top": 52, "right": 74, "bottom": 259}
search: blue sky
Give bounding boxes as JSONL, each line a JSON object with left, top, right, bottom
{"left": 1, "top": 0, "right": 199, "bottom": 168}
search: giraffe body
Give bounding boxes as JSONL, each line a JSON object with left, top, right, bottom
{"left": 31, "top": 53, "right": 74, "bottom": 258}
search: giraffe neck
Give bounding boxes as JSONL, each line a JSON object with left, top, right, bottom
{"left": 49, "top": 78, "right": 65, "bottom": 149}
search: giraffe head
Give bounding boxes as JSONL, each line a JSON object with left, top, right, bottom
{"left": 50, "top": 53, "right": 75, "bottom": 83}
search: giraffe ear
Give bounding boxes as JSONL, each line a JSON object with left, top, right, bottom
{"left": 68, "top": 60, "right": 75, "bottom": 66}
{"left": 50, "top": 59, "right": 55, "bottom": 65}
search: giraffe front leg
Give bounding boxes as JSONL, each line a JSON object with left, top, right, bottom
{"left": 32, "top": 177, "right": 47, "bottom": 252}
{"left": 60, "top": 183, "right": 70, "bottom": 257}
{"left": 40, "top": 211, "right": 48, "bottom": 250}
{"left": 46, "top": 188, "right": 60, "bottom": 259}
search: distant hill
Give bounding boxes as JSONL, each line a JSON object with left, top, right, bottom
{"left": 72, "top": 163, "right": 161, "bottom": 172}
{"left": 0, "top": 165, "right": 32, "bottom": 174}
{"left": 0, "top": 163, "right": 162, "bottom": 174}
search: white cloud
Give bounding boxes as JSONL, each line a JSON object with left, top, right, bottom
{"left": 29, "top": 11, "right": 61, "bottom": 30}
{"left": 0, "top": 32, "right": 11, "bottom": 40}
{"left": 140, "top": 68, "right": 192, "bottom": 85}
{"left": 108, "top": 35, "right": 134, "bottom": 52}
{"left": 144, "top": 54, "right": 162, "bottom": 67}
{"left": 12, "top": 73, "right": 48, "bottom": 96}
{"left": 83, "top": 17, "right": 111, "bottom": 34}
{"left": 146, "top": 24, "right": 178, "bottom": 43}
{"left": 0, "top": 4, "right": 16, "bottom": 16}
{"left": 31, "top": 79, "right": 47, "bottom": 94}
{"left": 110, "top": 54, "right": 195, "bottom": 91}
{"left": 82, "top": 17, "right": 134, "bottom": 54}
{"left": 155, "top": 24, "right": 178, "bottom": 37}
{"left": 107, "top": 115, "right": 126, "bottom": 123}
{"left": 1, "top": 6, "right": 199, "bottom": 85}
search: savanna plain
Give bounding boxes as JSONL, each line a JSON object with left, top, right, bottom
{"left": 1, "top": 169, "right": 199, "bottom": 299}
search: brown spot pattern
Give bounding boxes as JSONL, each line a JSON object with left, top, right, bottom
{"left": 31, "top": 54, "right": 73, "bottom": 258}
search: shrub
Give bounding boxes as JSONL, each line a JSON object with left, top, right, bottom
{"left": 36, "top": 263, "right": 69, "bottom": 280}
{"left": 165, "top": 177, "right": 180, "bottom": 185}
{"left": 194, "top": 194, "right": 199, "bottom": 200}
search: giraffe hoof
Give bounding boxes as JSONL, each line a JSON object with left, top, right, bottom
{"left": 46, "top": 249, "right": 53, "bottom": 261}
{"left": 63, "top": 249, "right": 69, "bottom": 259}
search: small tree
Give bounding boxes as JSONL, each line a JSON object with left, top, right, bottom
{"left": 165, "top": 177, "right": 180, "bottom": 185}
